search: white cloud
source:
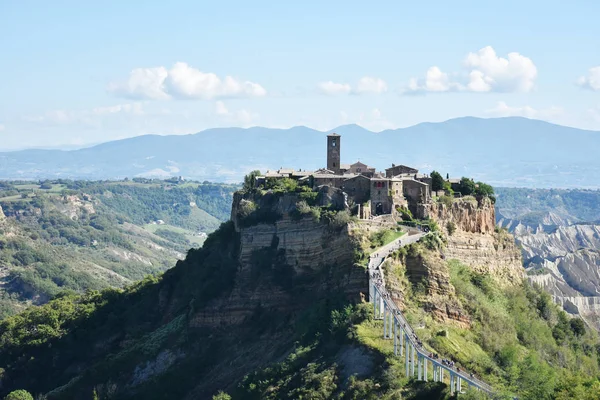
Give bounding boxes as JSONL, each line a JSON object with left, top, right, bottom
{"left": 0, "top": 124, "right": 5, "bottom": 132}
{"left": 355, "top": 77, "right": 388, "bottom": 94}
{"left": 577, "top": 66, "right": 600, "bottom": 91}
{"left": 318, "top": 81, "right": 352, "bottom": 95}
{"left": 107, "top": 67, "right": 169, "bottom": 100}
{"left": 108, "top": 62, "right": 267, "bottom": 100}
{"left": 485, "top": 101, "right": 563, "bottom": 119}
{"left": 403, "top": 46, "right": 537, "bottom": 94}
{"left": 357, "top": 108, "right": 395, "bottom": 131}
{"left": 213, "top": 101, "right": 259, "bottom": 127}
{"left": 215, "top": 100, "right": 229, "bottom": 115}
{"left": 317, "top": 76, "right": 387, "bottom": 95}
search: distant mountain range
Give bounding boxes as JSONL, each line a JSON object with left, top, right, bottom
{"left": 2, "top": 116, "right": 599, "bottom": 188}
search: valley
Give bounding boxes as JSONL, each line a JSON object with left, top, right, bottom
{"left": 0, "top": 179, "right": 237, "bottom": 317}
{"left": 495, "top": 187, "right": 600, "bottom": 330}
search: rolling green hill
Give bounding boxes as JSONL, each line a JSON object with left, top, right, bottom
{"left": 0, "top": 179, "right": 238, "bottom": 318}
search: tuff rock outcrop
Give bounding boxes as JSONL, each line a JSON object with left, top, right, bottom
{"left": 430, "top": 197, "right": 523, "bottom": 287}
{"left": 423, "top": 197, "right": 496, "bottom": 234}
{"left": 193, "top": 187, "right": 367, "bottom": 328}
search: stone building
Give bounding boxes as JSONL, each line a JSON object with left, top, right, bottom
{"left": 341, "top": 174, "right": 371, "bottom": 205}
{"left": 258, "top": 133, "right": 439, "bottom": 218}
{"left": 385, "top": 164, "right": 418, "bottom": 178}
{"left": 327, "top": 133, "right": 341, "bottom": 174}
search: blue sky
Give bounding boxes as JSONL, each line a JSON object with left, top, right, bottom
{"left": 1, "top": 0, "right": 599, "bottom": 150}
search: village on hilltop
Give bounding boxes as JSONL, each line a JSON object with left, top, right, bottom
{"left": 256, "top": 133, "right": 463, "bottom": 220}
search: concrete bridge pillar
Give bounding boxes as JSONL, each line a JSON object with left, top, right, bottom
{"left": 450, "top": 373, "right": 455, "bottom": 394}
{"left": 405, "top": 337, "right": 410, "bottom": 377}
{"left": 410, "top": 345, "right": 417, "bottom": 376}
{"left": 383, "top": 302, "right": 387, "bottom": 337}
{"left": 373, "top": 288, "right": 378, "bottom": 318}
{"left": 424, "top": 357, "right": 428, "bottom": 381}
{"left": 417, "top": 355, "right": 422, "bottom": 380}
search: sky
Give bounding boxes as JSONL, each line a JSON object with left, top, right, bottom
{"left": 1, "top": 0, "right": 599, "bottom": 150}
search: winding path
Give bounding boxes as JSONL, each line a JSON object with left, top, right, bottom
{"left": 367, "top": 229, "right": 494, "bottom": 396}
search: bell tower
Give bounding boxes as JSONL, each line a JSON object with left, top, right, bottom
{"left": 327, "top": 133, "right": 341, "bottom": 174}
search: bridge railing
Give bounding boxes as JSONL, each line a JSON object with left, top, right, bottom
{"left": 367, "top": 233, "right": 495, "bottom": 396}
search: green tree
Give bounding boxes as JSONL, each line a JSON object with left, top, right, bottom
{"left": 4, "top": 390, "right": 34, "bottom": 400}
{"left": 430, "top": 170, "right": 444, "bottom": 191}
{"left": 475, "top": 182, "right": 495, "bottom": 197}
{"left": 570, "top": 317, "right": 585, "bottom": 336}
{"left": 212, "top": 391, "right": 231, "bottom": 400}
{"left": 243, "top": 170, "right": 261, "bottom": 191}
{"left": 458, "top": 177, "right": 476, "bottom": 196}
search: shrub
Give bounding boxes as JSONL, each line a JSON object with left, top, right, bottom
{"left": 396, "top": 206, "right": 413, "bottom": 221}
{"left": 439, "top": 195, "right": 453, "bottom": 208}
{"left": 329, "top": 210, "right": 351, "bottom": 230}
{"left": 443, "top": 181, "right": 454, "bottom": 195}
{"left": 4, "top": 390, "right": 33, "bottom": 400}
{"left": 212, "top": 391, "right": 231, "bottom": 400}
{"left": 446, "top": 221, "right": 456, "bottom": 236}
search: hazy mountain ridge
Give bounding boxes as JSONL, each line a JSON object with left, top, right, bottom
{"left": 2, "top": 117, "right": 600, "bottom": 188}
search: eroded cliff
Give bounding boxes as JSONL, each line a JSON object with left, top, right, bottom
{"left": 383, "top": 197, "right": 523, "bottom": 328}
{"left": 192, "top": 187, "right": 367, "bottom": 328}
{"left": 521, "top": 224, "right": 600, "bottom": 330}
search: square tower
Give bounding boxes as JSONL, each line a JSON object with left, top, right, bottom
{"left": 327, "top": 133, "right": 341, "bottom": 174}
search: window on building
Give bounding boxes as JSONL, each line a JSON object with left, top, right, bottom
{"left": 332, "top": 139, "right": 336, "bottom": 147}
{"left": 333, "top": 162, "right": 336, "bottom": 167}
{"left": 396, "top": 190, "right": 398, "bottom": 194}
{"left": 378, "top": 190, "right": 381, "bottom": 195}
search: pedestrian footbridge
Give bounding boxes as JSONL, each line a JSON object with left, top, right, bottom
{"left": 367, "top": 231, "right": 494, "bottom": 396}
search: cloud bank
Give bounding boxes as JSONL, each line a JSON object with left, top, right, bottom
{"left": 404, "top": 46, "right": 538, "bottom": 94}
{"left": 108, "top": 62, "right": 267, "bottom": 100}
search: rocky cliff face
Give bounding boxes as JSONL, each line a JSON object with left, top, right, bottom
{"left": 382, "top": 197, "right": 523, "bottom": 328}
{"left": 0, "top": 204, "right": 4, "bottom": 220}
{"left": 193, "top": 188, "right": 367, "bottom": 328}
{"left": 427, "top": 198, "right": 524, "bottom": 287}
{"left": 444, "top": 230, "right": 524, "bottom": 287}
{"left": 424, "top": 197, "right": 496, "bottom": 234}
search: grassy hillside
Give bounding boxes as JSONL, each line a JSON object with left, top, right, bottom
{"left": 0, "top": 179, "right": 237, "bottom": 317}
{"left": 0, "top": 215, "right": 598, "bottom": 399}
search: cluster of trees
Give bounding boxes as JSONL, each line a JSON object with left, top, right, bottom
{"left": 431, "top": 171, "right": 495, "bottom": 202}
